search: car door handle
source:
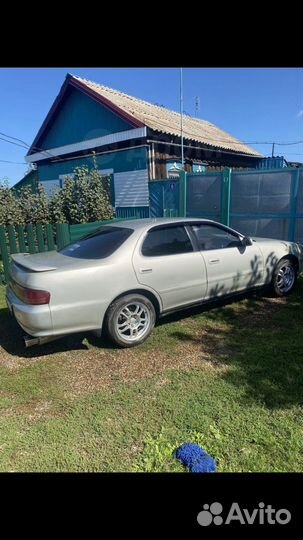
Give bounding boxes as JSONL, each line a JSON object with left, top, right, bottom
{"left": 209, "top": 258, "right": 220, "bottom": 264}
{"left": 139, "top": 268, "right": 153, "bottom": 273}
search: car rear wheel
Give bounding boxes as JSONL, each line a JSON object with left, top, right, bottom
{"left": 104, "top": 294, "right": 156, "bottom": 347}
{"left": 272, "top": 258, "right": 297, "bottom": 297}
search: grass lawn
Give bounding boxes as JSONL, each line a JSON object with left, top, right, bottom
{"left": 0, "top": 282, "right": 302, "bottom": 472}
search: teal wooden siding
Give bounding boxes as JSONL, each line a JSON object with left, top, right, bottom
{"left": 12, "top": 169, "right": 39, "bottom": 193}
{"left": 116, "top": 207, "right": 149, "bottom": 219}
{"left": 38, "top": 147, "right": 148, "bottom": 181}
{"left": 38, "top": 88, "right": 133, "bottom": 149}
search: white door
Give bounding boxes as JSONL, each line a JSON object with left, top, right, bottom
{"left": 190, "top": 223, "right": 264, "bottom": 298}
{"left": 132, "top": 224, "right": 207, "bottom": 310}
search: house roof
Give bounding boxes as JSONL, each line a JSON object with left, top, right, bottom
{"left": 70, "top": 74, "right": 261, "bottom": 158}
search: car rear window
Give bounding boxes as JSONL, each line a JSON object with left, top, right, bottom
{"left": 59, "top": 226, "right": 134, "bottom": 259}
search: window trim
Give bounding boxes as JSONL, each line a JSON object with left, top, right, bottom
{"left": 190, "top": 222, "right": 243, "bottom": 251}
{"left": 140, "top": 224, "right": 194, "bottom": 258}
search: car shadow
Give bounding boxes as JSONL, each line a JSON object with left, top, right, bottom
{"left": 156, "top": 289, "right": 262, "bottom": 327}
{"left": 166, "top": 282, "right": 303, "bottom": 410}
{"left": 0, "top": 308, "right": 89, "bottom": 358}
{"left": 0, "top": 289, "right": 262, "bottom": 359}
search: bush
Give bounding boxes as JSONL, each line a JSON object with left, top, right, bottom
{"left": 49, "top": 166, "right": 114, "bottom": 224}
{"left": 0, "top": 180, "right": 24, "bottom": 226}
{"left": 18, "top": 183, "right": 50, "bottom": 224}
{"left": 0, "top": 162, "right": 114, "bottom": 226}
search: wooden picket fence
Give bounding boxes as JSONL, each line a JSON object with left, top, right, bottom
{"left": 0, "top": 219, "right": 120, "bottom": 284}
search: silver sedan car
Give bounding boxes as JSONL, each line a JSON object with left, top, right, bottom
{"left": 6, "top": 218, "right": 303, "bottom": 348}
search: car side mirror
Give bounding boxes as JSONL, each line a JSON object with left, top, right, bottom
{"left": 240, "top": 236, "right": 253, "bottom": 246}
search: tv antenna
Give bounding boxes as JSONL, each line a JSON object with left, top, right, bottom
{"left": 195, "top": 96, "right": 200, "bottom": 117}
{"left": 180, "top": 68, "right": 184, "bottom": 170}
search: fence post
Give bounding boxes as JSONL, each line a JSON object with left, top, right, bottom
{"left": 178, "top": 170, "right": 187, "bottom": 217}
{"left": 7, "top": 225, "right": 18, "bottom": 254}
{"left": 56, "top": 223, "right": 71, "bottom": 250}
{"left": 45, "top": 224, "right": 55, "bottom": 251}
{"left": 289, "top": 168, "right": 299, "bottom": 241}
{"left": 26, "top": 224, "right": 36, "bottom": 254}
{"left": 0, "top": 226, "right": 10, "bottom": 283}
{"left": 36, "top": 224, "right": 46, "bottom": 252}
{"left": 17, "top": 225, "right": 27, "bottom": 252}
{"left": 221, "top": 168, "right": 231, "bottom": 226}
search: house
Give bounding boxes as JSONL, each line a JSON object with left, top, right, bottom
{"left": 25, "top": 73, "right": 262, "bottom": 215}
{"left": 12, "top": 168, "right": 39, "bottom": 193}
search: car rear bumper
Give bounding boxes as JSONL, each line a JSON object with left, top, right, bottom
{"left": 6, "top": 285, "right": 53, "bottom": 337}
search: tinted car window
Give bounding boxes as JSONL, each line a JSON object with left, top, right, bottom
{"left": 59, "top": 226, "right": 133, "bottom": 259}
{"left": 142, "top": 226, "right": 193, "bottom": 256}
{"left": 192, "top": 224, "right": 241, "bottom": 250}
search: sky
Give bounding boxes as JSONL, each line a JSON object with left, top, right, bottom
{"left": 0, "top": 67, "right": 302, "bottom": 186}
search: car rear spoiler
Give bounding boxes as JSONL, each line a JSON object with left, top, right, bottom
{"left": 11, "top": 253, "right": 57, "bottom": 272}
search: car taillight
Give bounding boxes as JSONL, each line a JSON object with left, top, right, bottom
{"left": 11, "top": 281, "right": 50, "bottom": 305}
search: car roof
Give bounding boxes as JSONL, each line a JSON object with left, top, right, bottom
{"left": 110, "top": 217, "right": 218, "bottom": 232}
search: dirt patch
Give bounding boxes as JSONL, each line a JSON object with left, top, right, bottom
{"left": 59, "top": 341, "right": 224, "bottom": 399}
{"left": 1, "top": 399, "right": 63, "bottom": 421}
{"left": 0, "top": 294, "right": 290, "bottom": 400}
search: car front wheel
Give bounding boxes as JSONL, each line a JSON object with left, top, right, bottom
{"left": 271, "top": 258, "right": 297, "bottom": 297}
{"left": 104, "top": 294, "right": 156, "bottom": 347}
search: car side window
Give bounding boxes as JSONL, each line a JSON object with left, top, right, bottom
{"left": 192, "top": 224, "right": 242, "bottom": 251}
{"left": 142, "top": 226, "right": 193, "bottom": 257}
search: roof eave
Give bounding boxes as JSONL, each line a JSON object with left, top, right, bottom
{"left": 147, "top": 129, "right": 262, "bottom": 158}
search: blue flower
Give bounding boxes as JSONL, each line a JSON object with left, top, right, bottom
{"left": 175, "top": 443, "right": 216, "bottom": 473}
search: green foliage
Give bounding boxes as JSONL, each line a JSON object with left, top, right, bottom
{"left": 135, "top": 429, "right": 216, "bottom": 472}
{"left": 49, "top": 166, "right": 114, "bottom": 224}
{"left": 135, "top": 431, "right": 182, "bottom": 472}
{"left": 0, "top": 163, "right": 114, "bottom": 226}
{"left": 0, "top": 180, "right": 49, "bottom": 226}
{"left": 18, "top": 183, "right": 50, "bottom": 224}
{"left": 0, "top": 180, "right": 23, "bottom": 226}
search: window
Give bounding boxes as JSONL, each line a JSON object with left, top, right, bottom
{"left": 192, "top": 163, "right": 207, "bottom": 173}
{"left": 142, "top": 226, "right": 193, "bottom": 257}
{"left": 59, "top": 226, "right": 133, "bottom": 259}
{"left": 166, "top": 161, "right": 182, "bottom": 178}
{"left": 192, "top": 224, "right": 242, "bottom": 251}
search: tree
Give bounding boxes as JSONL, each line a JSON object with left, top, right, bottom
{"left": 0, "top": 160, "right": 115, "bottom": 226}
{"left": 18, "top": 183, "right": 50, "bottom": 224}
{"left": 0, "top": 180, "right": 23, "bottom": 226}
{"left": 49, "top": 166, "right": 114, "bottom": 224}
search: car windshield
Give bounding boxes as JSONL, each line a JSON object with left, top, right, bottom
{"left": 59, "top": 226, "right": 134, "bottom": 259}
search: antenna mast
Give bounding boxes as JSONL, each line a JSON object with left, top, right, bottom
{"left": 195, "top": 96, "right": 200, "bottom": 117}
{"left": 180, "top": 67, "right": 184, "bottom": 170}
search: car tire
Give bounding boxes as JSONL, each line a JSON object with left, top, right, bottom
{"left": 271, "top": 258, "right": 297, "bottom": 297}
{"left": 104, "top": 294, "right": 156, "bottom": 348}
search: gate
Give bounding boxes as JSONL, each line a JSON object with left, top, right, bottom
{"left": 185, "top": 169, "right": 230, "bottom": 224}
{"left": 149, "top": 179, "right": 179, "bottom": 217}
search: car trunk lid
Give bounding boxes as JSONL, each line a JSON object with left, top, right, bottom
{"left": 10, "top": 250, "right": 88, "bottom": 273}
{"left": 11, "top": 253, "right": 58, "bottom": 272}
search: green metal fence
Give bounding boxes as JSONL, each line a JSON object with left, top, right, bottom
{"left": 178, "top": 168, "right": 303, "bottom": 242}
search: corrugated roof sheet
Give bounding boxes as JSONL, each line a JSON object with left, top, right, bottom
{"left": 71, "top": 75, "right": 261, "bottom": 157}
